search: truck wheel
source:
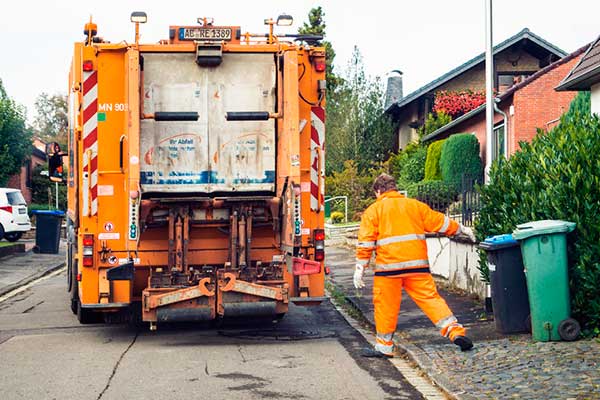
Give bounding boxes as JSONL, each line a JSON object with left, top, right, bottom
{"left": 0, "top": 224, "right": 4, "bottom": 240}
{"left": 558, "top": 318, "right": 580, "bottom": 341}
{"left": 4, "top": 232, "right": 22, "bottom": 242}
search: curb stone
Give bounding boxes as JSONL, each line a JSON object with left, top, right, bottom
{"left": 0, "top": 259, "right": 66, "bottom": 298}
{"left": 343, "top": 289, "right": 472, "bottom": 400}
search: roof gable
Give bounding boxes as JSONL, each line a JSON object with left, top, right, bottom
{"left": 421, "top": 45, "right": 587, "bottom": 142}
{"left": 387, "top": 28, "right": 567, "bottom": 113}
{"left": 556, "top": 35, "right": 600, "bottom": 91}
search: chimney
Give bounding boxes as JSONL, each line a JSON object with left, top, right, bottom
{"left": 384, "top": 70, "right": 403, "bottom": 109}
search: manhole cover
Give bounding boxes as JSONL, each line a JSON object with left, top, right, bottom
{"left": 218, "top": 328, "right": 337, "bottom": 341}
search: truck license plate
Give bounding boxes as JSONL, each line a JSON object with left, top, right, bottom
{"left": 180, "top": 28, "right": 232, "bottom": 41}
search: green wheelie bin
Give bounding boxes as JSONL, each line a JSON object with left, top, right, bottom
{"left": 513, "top": 220, "right": 579, "bottom": 342}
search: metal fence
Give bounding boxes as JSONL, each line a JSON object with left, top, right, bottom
{"left": 412, "top": 174, "right": 482, "bottom": 227}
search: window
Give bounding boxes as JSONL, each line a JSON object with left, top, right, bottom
{"left": 493, "top": 123, "right": 505, "bottom": 160}
{"left": 6, "top": 191, "right": 26, "bottom": 206}
{"left": 496, "top": 72, "right": 533, "bottom": 93}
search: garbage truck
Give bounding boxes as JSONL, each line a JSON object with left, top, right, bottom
{"left": 51, "top": 12, "right": 327, "bottom": 330}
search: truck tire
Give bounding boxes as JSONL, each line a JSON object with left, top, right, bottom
{"left": 76, "top": 298, "right": 102, "bottom": 324}
{"left": 0, "top": 224, "right": 4, "bottom": 241}
{"left": 4, "top": 232, "right": 22, "bottom": 242}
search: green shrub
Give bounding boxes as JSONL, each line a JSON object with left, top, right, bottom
{"left": 476, "top": 108, "right": 600, "bottom": 333}
{"left": 418, "top": 111, "right": 452, "bottom": 137}
{"left": 406, "top": 180, "right": 457, "bottom": 213}
{"left": 330, "top": 211, "right": 345, "bottom": 224}
{"left": 440, "top": 133, "right": 482, "bottom": 189}
{"left": 388, "top": 142, "right": 427, "bottom": 190}
{"left": 325, "top": 160, "right": 387, "bottom": 221}
{"left": 424, "top": 139, "right": 445, "bottom": 180}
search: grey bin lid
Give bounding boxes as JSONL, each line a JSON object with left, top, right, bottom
{"left": 512, "top": 220, "right": 576, "bottom": 241}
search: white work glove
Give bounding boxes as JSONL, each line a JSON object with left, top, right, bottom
{"left": 353, "top": 264, "right": 366, "bottom": 289}
{"left": 455, "top": 225, "right": 477, "bottom": 242}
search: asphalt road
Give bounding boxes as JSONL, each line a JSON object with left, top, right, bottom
{"left": 0, "top": 271, "right": 425, "bottom": 400}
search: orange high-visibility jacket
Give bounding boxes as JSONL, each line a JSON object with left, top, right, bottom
{"left": 356, "top": 191, "right": 459, "bottom": 276}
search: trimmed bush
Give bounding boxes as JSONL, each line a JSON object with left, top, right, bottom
{"left": 424, "top": 140, "right": 445, "bottom": 180}
{"left": 440, "top": 133, "right": 482, "bottom": 189}
{"left": 388, "top": 142, "right": 427, "bottom": 190}
{"left": 476, "top": 105, "right": 600, "bottom": 333}
{"left": 330, "top": 211, "right": 345, "bottom": 224}
{"left": 407, "top": 180, "right": 457, "bottom": 213}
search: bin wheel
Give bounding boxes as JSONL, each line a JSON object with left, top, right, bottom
{"left": 558, "top": 318, "right": 580, "bottom": 341}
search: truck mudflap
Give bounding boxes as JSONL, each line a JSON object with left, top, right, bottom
{"left": 141, "top": 273, "right": 289, "bottom": 328}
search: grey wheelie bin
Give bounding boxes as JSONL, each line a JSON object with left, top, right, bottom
{"left": 479, "top": 234, "right": 530, "bottom": 334}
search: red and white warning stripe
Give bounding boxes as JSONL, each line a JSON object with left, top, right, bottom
{"left": 310, "top": 106, "right": 325, "bottom": 212}
{"left": 82, "top": 70, "right": 98, "bottom": 216}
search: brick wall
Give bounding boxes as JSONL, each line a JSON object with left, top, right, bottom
{"left": 511, "top": 57, "right": 579, "bottom": 151}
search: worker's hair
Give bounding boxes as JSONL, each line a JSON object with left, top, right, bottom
{"left": 372, "top": 173, "right": 397, "bottom": 193}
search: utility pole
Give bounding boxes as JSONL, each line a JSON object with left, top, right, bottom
{"left": 485, "top": 0, "right": 494, "bottom": 182}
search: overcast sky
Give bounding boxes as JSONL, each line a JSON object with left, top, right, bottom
{"left": 1, "top": 0, "right": 599, "bottom": 121}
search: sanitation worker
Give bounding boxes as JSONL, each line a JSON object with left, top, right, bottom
{"left": 354, "top": 173, "right": 476, "bottom": 357}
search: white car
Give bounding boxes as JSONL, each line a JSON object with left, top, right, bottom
{"left": 0, "top": 188, "right": 32, "bottom": 242}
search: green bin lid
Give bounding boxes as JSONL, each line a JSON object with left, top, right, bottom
{"left": 512, "top": 220, "right": 576, "bottom": 240}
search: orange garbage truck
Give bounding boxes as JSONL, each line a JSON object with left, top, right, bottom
{"left": 54, "top": 12, "right": 327, "bottom": 330}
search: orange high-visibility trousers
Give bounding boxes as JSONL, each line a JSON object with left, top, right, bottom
{"left": 373, "top": 274, "right": 466, "bottom": 343}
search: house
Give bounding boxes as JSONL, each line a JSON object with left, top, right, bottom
{"left": 385, "top": 29, "right": 567, "bottom": 150}
{"left": 419, "top": 45, "right": 587, "bottom": 162}
{"left": 556, "top": 35, "right": 600, "bottom": 114}
{"left": 6, "top": 138, "right": 48, "bottom": 203}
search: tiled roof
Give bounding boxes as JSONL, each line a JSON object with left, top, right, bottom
{"left": 386, "top": 28, "right": 567, "bottom": 114}
{"left": 556, "top": 35, "right": 600, "bottom": 91}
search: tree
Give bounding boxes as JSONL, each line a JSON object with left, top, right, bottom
{"left": 32, "top": 93, "right": 68, "bottom": 147}
{"left": 326, "top": 47, "right": 395, "bottom": 173}
{"left": 0, "top": 79, "right": 32, "bottom": 186}
{"left": 298, "top": 6, "right": 339, "bottom": 92}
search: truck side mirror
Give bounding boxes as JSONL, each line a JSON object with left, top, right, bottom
{"left": 46, "top": 142, "right": 66, "bottom": 183}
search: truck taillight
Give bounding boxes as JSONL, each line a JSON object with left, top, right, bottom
{"left": 0, "top": 206, "right": 13, "bottom": 214}
{"left": 313, "top": 58, "right": 326, "bottom": 73}
{"left": 314, "top": 229, "right": 325, "bottom": 261}
{"left": 83, "top": 234, "right": 94, "bottom": 267}
{"left": 83, "top": 60, "right": 94, "bottom": 71}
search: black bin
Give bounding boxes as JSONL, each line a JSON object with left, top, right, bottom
{"left": 32, "top": 210, "right": 64, "bottom": 254}
{"left": 479, "top": 234, "right": 530, "bottom": 334}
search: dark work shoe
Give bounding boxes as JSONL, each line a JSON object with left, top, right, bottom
{"left": 361, "top": 347, "right": 393, "bottom": 358}
{"left": 453, "top": 336, "right": 474, "bottom": 352}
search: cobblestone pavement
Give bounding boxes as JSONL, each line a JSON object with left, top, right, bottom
{"left": 326, "top": 244, "right": 600, "bottom": 400}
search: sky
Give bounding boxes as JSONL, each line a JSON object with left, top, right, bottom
{"left": 1, "top": 0, "right": 599, "bottom": 122}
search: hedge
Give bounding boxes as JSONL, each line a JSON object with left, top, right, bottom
{"left": 476, "top": 100, "right": 600, "bottom": 334}
{"left": 440, "top": 133, "right": 482, "bottom": 189}
{"left": 424, "top": 140, "right": 445, "bottom": 180}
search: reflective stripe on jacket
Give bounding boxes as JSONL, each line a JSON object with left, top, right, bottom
{"left": 356, "top": 191, "right": 459, "bottom": 276}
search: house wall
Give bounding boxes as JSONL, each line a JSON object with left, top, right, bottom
{"left": 591, "top": 83, "right": 600, "bottom": 115}
{"left": 6, "top": 155, "right": 46, "bottom": 203}
{"left": 396, "top": 102, "right": 420, "bottom": 150}
{"left": 430, "top": 109, "right": 506, "bottom": 162}
{"left": 439, "top": 63, "right": 486, "bottom": 93}
{"left": 495, "top": 50, "right": 541, "bottom": 73}
{"left": 511, "top": 56, "right": 579, "bottom": 153}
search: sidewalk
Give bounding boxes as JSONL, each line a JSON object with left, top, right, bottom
{"left": 0, "top": 240, "right": 66, "bottom": 297}
{"left": 326, "top": 245, "right": 600, "bottom": 400}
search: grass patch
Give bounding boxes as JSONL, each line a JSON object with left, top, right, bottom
{"left": 0, "top": 242, "right": 18, "bottom": 248}
{"left": 325, "top": 279, "right": 371, "bottom": 325}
